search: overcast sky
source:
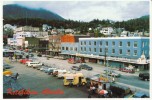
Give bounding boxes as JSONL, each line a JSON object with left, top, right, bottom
{"left": 3, "top": 0, "right": 149, "bottom": 22}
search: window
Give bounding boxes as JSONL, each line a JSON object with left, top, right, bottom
{"left": 89, "top": 41, "right": 91, "bottom": 45}
{"left": 75, "top": 48, "right": 77, "bottom": 51}
{"left": 112, "top": 42, "right": 115, "bottom": 46}
{"left": 119, "top": 49, "right": 122, "bottom": 54}
{"left": 119, "top": 41, "right": 122, "bottom": 46}
{"left": 70, "top": 47, "right": 73, "bottom": 51}
{"left": 127, "top": 50, "right": 130, "bottom": 55}
{"left": 142, "top": 42, "right": 144, "bottom": 47}
{"left": 84, "top": 47, "right": 86, "bottom": 51}
{"left": 94, "top": 41, "right": 96, "bottom": 45}
{"left": 66, "top": 47, "right": 68, "bottom": 50}
{"left": 81, "top": 41, "right": 83, "bottom": 45}
{"left": 106, "top": 48, "right": 108, "bottom": 54}
{"left": 112, "top": 49, "right": 115, "bottom": 54}
{"left": 100, "top": 48, "right": 102, "bottom": 52}
{"left": 134, "top": 50, "right": 137, "bottom": 56}
{"left": 62, "top": 47, "right": 64, "bottom": 50}
{"left": 84, "top": 41, "right": 86, "bottom": 45}
{"left": 134, "top": 41, "right": 137, "bottom": 47}
{"left": 81, "top": 47, "right": 83, "bottom": 51}
{"left": 94, "top": 48, "right": 96, "bottom": 52}
{"left": 89, "top": 48, "right": 91, "bottom": 52}
{"left": 100, "top": 41, "right": 102, "bottom": 46}
{"left": 106, "top": 42, "right": 108, "bottom": 46}
{"left": 127, "top": 42, "right": 130, "bottom": 47}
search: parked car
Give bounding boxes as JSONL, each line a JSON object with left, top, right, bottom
{"left": 3, "top": 76, "right": 30, "bottom": 98}
{"left": 79, "top": 64, "right": 93, "bottom": 70}
{"left": 132, "top": 92, "right": 149, "bottom": 98}
{"left": 20, "top": 59, "right": 32, "bottom": 64}
{"left": 110, "top": 84, "right": 131, "bottom": 97}
{"left": 68, "top": 58, "right": 84, "bottom": 64}
{"left": 47, "top": 68, "right": 58, "bottom": 75}
{"left": 29, "top": 53, "right": 34, "bottom": 57}
{"left": 26, "top": 62, "right": 43, "bottom": 67}
{"left": 119, "top": 67, "right": 135, "bottom": 73}
{"left": 43, "top": 66, "right": 52, "bottom": 73}
{"left": 104, "top": 69, "right": 121, "bottom": 77}
{"left": 46, "top": 67, "right": 57, "bottom": 74}
{"left": 40, "top": 66, "right": 49, "bottom": 71}
{"left": 139, "top": 73, "right": 149, "bottom": 81}
{"left": 3, "top": 63, "right": 14, "bottom": 70}
{"left": 71, "top": 66, "right": 81, "bottom": 71}
{"left": 37, "top": 54, "right": 42, "bottom": 57}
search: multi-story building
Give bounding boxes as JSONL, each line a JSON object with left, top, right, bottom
{"left": 48, "top": 34, "right": 63, "bottom": 56}
{"left": 61, "top": 37, "right": 149, "bottom": 70}
{"left": 7, "top": 38, "right": 17, "bottom": 46}
{"left": 65, "top": 29, "right": 74, "bottom": 34}
{"left": 60, "top": 34, "right": 90, "bottom": 58}
{"left": 14, "top": 26, "right": 48, "bottom": 38}
{"left": 100, "top": 27, "right": 113, "bottom": 36}
{"left": 78, "top": 37, "right": 149, "bottom": 70}
{"left": 7, "top": 37, "right": 24, "bottom": 49}
{"left": 25, "top": 37, "right": 49, "bottom": 53}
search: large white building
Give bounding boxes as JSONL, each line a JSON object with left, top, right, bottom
{"left": 100, "top": 27, "right": 114, "bottom": 35}
{"left": 14, "top": 26, "right": 48, "bottom": 38}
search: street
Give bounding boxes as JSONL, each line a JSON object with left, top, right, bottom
{"left": 35, "top": 56, "right": 149, "bottom": 94}
{"left": 3, "top": 55, "right": 150, "bottom": 98}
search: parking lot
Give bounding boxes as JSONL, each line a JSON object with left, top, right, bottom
{"left": 3, "top": 54, "right": 150, "bottom": 98}
{"left": 36, "top": 56, "right": 149, "bottom": 89}
{"left": 4, "top": 58, "right": 89, "bottom": 98}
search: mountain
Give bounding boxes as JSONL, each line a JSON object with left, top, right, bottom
{"left": 3, "top": 4, "right": 65, "bottom": 21}
{"left": 139, "top": 15, "right": 149, "bottom": 19}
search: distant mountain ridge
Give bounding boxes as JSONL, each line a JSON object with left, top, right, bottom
{"left": 139, "top": 15, "right": 149, "bottom": 19}
{"left": 3, "top": 4, "right": 65, "bottom": 21}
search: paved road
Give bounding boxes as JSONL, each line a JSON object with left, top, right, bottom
{"left": 3, "top": 59, "right": 88, "bottom": 98}
{"left": 35, "top": 56, "right": 149, "bottom": 93}
{"left": 3, "top": 55, "right": 149, "bottom": 97}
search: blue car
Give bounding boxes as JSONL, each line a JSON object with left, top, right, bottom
{"left": 132, "top": 92, "right": 149, "bottom": 98}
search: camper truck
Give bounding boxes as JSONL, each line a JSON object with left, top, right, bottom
{"left": 63, "top": 73, "right": 87, "bottom": 87}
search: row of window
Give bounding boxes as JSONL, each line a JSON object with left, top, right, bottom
{"left": 62, "top": 47, "right": 77, "bottom": 51}
{"left": 80, "top": 47, "right": 138, "bottom": 56}
{"left": 62, "top": 46, "right": 139, "bottom": 56}
{"left": 80, "top": 41, "right": 147, "bottom": 47}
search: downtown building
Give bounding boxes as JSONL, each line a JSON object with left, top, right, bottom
{"left": 61, "top": 37, "right": 149, "bottom": 71}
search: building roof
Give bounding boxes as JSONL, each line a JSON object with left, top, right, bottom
{"left": 79, "top": 37, "right": 149, "bottom": 40}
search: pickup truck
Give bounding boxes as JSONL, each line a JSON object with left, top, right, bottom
{"left": 139, "top": 73, "right": 149, "bottom": 81}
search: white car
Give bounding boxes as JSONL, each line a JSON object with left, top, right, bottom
{"left": 26, "top": 62, "right": 42, "bottom": 67}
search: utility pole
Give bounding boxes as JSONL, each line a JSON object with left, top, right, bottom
{"left": 104, "top": 48, "right": 108, "bottom": 80}
{"left": 104, "top": 48, "right": 107, "bottom": 67}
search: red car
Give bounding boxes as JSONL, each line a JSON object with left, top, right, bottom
{"left": 119, "top": 67, "right": 135, "bottom": 73}
{"left": 68, "top": 58, "right": 85, "bottom": 64}
{"left": 20, "top": 59, "right": 32, "bottom": 64}
{"left": 68, "top": 58, "right": 76, "bottom": 64}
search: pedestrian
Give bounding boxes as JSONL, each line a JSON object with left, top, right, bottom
{"left": 88, "top": 81, "right": 95, "bottom": 97}
{"left": 97, "top": 82, "right": 103, "bottom": 92}
{"left": 112, "top": 77, "right": 115, "bottom": 83}
{"left": 15, "top": 55, "right": 17, "bottom": 62}
{"left": 15, "top": 73, "right": 19, "bottom": 80}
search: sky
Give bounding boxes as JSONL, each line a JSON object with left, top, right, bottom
{"left": 3, "top": 0, "right": 149, "bottom": 22}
